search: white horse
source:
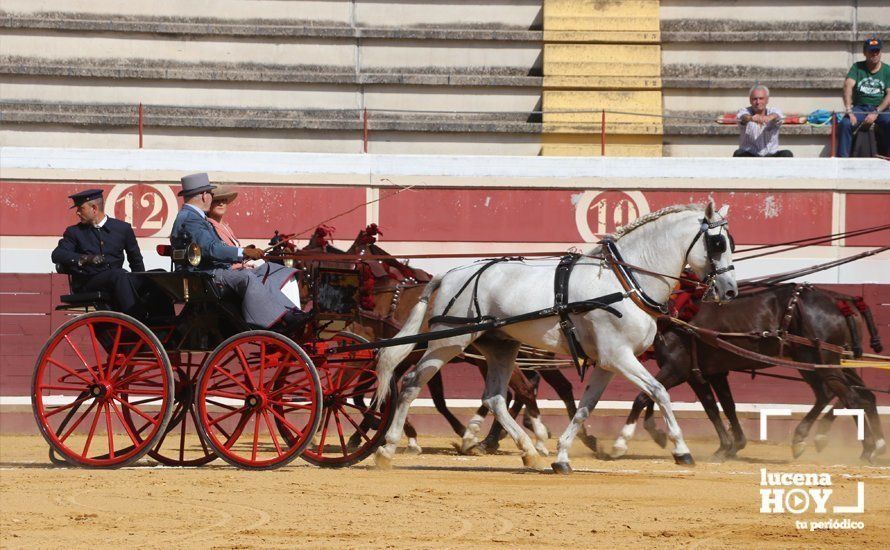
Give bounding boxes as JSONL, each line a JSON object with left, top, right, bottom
{"left": 374, "top": 203, "right": 738, "bottom": 472}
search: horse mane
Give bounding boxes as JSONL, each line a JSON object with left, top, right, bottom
{"left": 609, "top": 204, "right": 702, "bottom": 240}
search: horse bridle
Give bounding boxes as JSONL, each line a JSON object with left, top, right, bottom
{"left": 683, "top": 217, "right": 736, "bottom": 297}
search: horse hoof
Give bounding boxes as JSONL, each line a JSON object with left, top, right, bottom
{"left": 814, "top": 434, "right": 829, "bottom": 453}
{"left": 551, "top": 462, "right": 573, "bottom": 475}
{"left": 792, "top": 441, "right": 807, "bottom": 459}
{"left": 709, "top": 451, "right": 727, "bottom": 463}
{"left": 374, "top": 450, "right": 393, "bottom": 470}
{"left": 652, "top": 430, "right": 669, "bottom": 449}
{"left": 673, "top": 453, "right": 695, "bottom": 466}
{"left": 534, "top": 444, "right": 550, "bottom": 457}
{"left": 522, "top": 454, "right": 545, "bottom": 470}
{"left": 610, "top": 445, "right": 627, "bottom": 459}
{"left": 404, "top": 443, "right": 423, "bottom": 455}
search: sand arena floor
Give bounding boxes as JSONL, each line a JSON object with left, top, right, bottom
{"left": 1, "top": 433, "right": 888, "bottom": 549}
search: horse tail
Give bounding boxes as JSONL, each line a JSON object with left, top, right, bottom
{"left": 375, "top": 274, "right": 442, "bottom": 405}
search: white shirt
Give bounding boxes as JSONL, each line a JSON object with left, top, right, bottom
{"left": 93, "top": 215, "right": 108, "bottom": 228}
{"left": 736, "top": 106, "right": 784, "bottom": 156}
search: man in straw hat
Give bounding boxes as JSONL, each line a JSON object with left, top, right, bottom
{"left": 171, "top": 173, "right": 309, "bottom": 333}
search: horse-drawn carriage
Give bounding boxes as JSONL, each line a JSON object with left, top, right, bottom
{"left": 32, "top": 246, "right": 396, "bottom": 470}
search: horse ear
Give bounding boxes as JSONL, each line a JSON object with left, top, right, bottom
{"left": 705, "top": 200, "right": 715, "bottom": 219}
{"left": 717, "top": 204, "right": 730, "bottom": 218}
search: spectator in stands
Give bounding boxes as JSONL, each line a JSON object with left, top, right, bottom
{"left": 837, "top": 37, "right": 890, "bottom": 157}
{"left": 733, "top": 85, "right": 792, "bottom": 157}
{"left": 51, "top": 189, "right": 145, "bottom": 315}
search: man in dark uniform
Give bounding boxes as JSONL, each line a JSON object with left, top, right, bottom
{"left": 51, "top": 189, "right": 145, "bottom": 315}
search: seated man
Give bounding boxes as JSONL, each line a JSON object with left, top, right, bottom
{"left": 51, "top": 189, "right": 145, "bottom": 315}
{"left": 171, "top": 173, "right": 308, "bottom": 333}
{"left": 837, "top": 37, "right": 890, "bottom": 157}
{"left": 733, "top": 84, "right": 792, "bottom": 157}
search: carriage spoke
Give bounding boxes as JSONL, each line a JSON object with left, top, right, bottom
{"left": 316, "top": 408, "right": 332, "bottom": 452}
{"left": 113, "top": 395, "right": 160, "bottom": 426}
{"left": 190, "top": 404, "right": 212, "bottom": 456}
{"left": 59, "top": 400, "right": 98, "bottom": 443}
{"left": 116, "top": 364, "right": 165, "bottom": 387}
{"left": 44, "top": 394, "right": 92, "bottom": 418}
{"left": 269, "top": 406, "right": 307, "bottom": 443}
{"left": 109, "top": 339, "right": 146, "bottom": 382}
{"left": 39, "top": 384, "right": 93, "bottom": 393}
{"left": 341, "top": 401, "right": 384, "bottom": 418}
{"left": 205, "top": 398, "right": 239, "bottom": 412}
{"left": 82, "top": 402, "right": 103, "bottom": 457}
{"left": 104, "top": 403, "right": 115, "bottom": 459}
{"left": 267, "top": 374, "right": 311, "bottom": 398}
{"left": 87, "top": 324, "right": 106, "bottom": 379}
{"left": 210, "top": 366, "right": 252, "bottom": 395}
{"left": 104, "top": 325, "right": 123, "bottom": 377}
{"left": 337, "top": 405, "right": 372, "bottom": 445}
{"left": 262, "top": 410, "right": 284, "bottom": 457}
{"left": 109, "top": 399, "right": 139, "bottom": 447}
{"left": 258, "top": 342, "right": 266, "bottom": 389}
{"left": 331, "top": 408, "right": 348, "bottom": 456}
{"left": 205, "top": 389, "right": 246, "bottom": 400}
{"left": 62, "top": 337, "right": 102, "bottom": 382}
{"left": 45, "top": 357, "right": 94, "bottom": 385}
{"left": 222, "top": 410, "right": 253, "bottom": 450}
{"left": 251, "top": 413, "right": 261, "bottom": 462}
{"left": 267, "top": 399, "right": 314, "bottom": 411}
{"left": 234, "top": 345, "right": 257, "bottom": 390}
{"left": 207, "top": 404, "right": 249, "bottom": 427}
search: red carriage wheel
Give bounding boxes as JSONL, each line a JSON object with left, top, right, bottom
{"left": 31, "top": 312, "right": 174, "bottom": 468}
{"left": 299, "top": 332, "right": 397, "bottom": 468}
{"left": 137, "top": 362, "right": 217, "bottom": 467}
{"left": 195, "top": 331, "right": 322, "bottom": 470}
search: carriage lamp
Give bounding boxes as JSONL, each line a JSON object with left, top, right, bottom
{"left": 283, "top": 257, "right": 295, "bottom": 268}
{"left": 187, "top": 242, "right": 202, "bottom": 267}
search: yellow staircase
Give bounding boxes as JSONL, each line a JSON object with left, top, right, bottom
{"left": 542, "top": 0, "right": 663, "bottom": 156}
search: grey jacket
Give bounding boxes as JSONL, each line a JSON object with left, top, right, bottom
{"left": 170, "top": 205, "right": 241, "bottom": 271}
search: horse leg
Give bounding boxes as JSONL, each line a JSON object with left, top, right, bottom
{"left": 428, "top": 369, "right": 467, "bottom": 437}
{"left": 402, "top": 419, "right": 423, "bottom": 455}
{"left": 476, "top": 397, "right": 523, "bottom": 454}
{"left": 822, "top": 375, "right": 877, "bottom": 461}
{"left": 458, "top": 405, "right": 489, "bottom": 455}
{"left": 611, "top": 392, "right": 652, "bottom": 459}
{"left": 814, "top": 405, "right": 838, "bottom": 452}
{"left": 608, "top": 349, "right": 694, "bottom": 464}
{"left": 541, "top": 369, "right": 598, "bottom": 452}
{"left": 374, "top": 345, "right": 463, "bottom": 469}
{"left": 473, "top": 339, "right": 544, "bottom": 469}
{"left": 553, "top": 367, "right": 615, "bottom": 473}
{"left": 792, "top": 371, "right": 832, "bottom": 458}
{"left": 843, "top": 370, "right": 885, "bottom": 456}
{"left": 505, "top": 368, "right": 550, "bottom": 456}
{"left": 710, "top": 373, "right": 746, "bottom": 457}
{"left": 688, "top": 378, "right": 734, "bottom": 461}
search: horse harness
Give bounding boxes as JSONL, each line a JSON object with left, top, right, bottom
{"left": 427, "top": 255, "right": 624, "bottom": 379}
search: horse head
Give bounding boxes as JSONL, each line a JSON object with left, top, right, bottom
{"left": 685, "top": 201, "right": 738, "bottom": 302}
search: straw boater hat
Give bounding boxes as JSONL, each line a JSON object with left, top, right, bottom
{"left": 210, "top": 185, "right": 238, "bottom": 203}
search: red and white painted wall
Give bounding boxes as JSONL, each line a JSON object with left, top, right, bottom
{"left": 1, "top": 148, "right": 888, "bottom": 433}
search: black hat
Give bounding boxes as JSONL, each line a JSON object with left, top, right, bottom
{"left": 864, "top": 37, "right": 883, "bottom": 51}
{"left": 179, "top": 172, "right": 217, "bottom": 197}
{"left": 68, "top": 189, "right": 103, "bottom": 209}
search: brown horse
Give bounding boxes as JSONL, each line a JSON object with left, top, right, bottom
{"left": 611, "top": 283, "right": 886, "bottom": 462}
